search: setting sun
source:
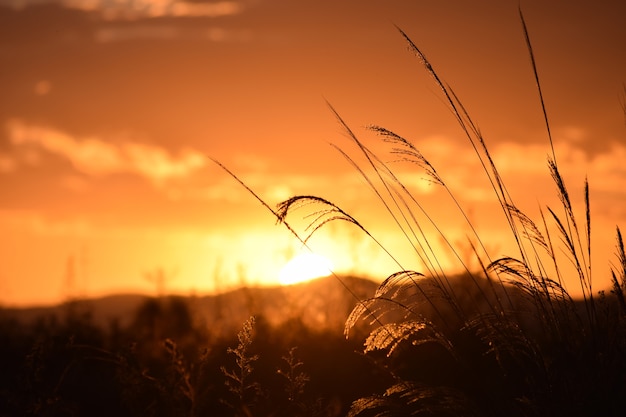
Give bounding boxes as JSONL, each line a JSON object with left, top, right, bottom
{"left": 279, "top": 253, "right": 334, "bottom": 285}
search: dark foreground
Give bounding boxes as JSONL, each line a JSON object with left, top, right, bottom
{"left": 1, "top": 275, "right": 625, "bottom": 417}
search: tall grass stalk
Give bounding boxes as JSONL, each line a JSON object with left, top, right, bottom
{"left": 213, "top": 9, "right": 626, "bottom": 416}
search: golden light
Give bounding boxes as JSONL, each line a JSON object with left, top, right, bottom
{"left": 278, "top": 252, "right": 334, "bottom": 285}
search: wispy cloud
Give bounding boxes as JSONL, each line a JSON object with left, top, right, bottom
{"left": 65, "top": 0, "right": 243, "bottom": 20}
{"left": 6, "top": 120, "right": 206, "bottom": 184}
{"left": 3, "top": 0, "right": 244, "bottom": 19}
{"left": 167, "top": 165, "right": 370, "bottom": 207}
{"left": 94, "top": 25, "right": 252, "bottom": 43}
{"left": 380, "top": 132, "right": 626, "bottom": 211}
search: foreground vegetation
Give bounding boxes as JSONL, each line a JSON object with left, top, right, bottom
{"left": 215, "top": 9, "right": 626, "bottom": 417}
{"left": 0, "top": 294, "right": 387, "bottom": 416}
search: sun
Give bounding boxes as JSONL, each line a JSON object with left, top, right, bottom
{"left": 279, "top": 253, "right": 334, "bottom": 285}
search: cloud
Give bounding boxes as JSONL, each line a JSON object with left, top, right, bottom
{"left": 94, "top": 25, "right": 179, "bottom": 42}
{"left": 166, "top": 163, "right": 371, "bottom": 208}
{"left": 6, "top": 120, "right": 206, "bottom": 184}
{"left": 2, "top": 0, "right": 244, "bottom": 19}
{"left": 489, "top": 139, "right": 626, "bottom": 205}
{"left": 62, "top": 0, "right": 244, "bottom": 20}
{"left": 373, "top": 133, "right": 626, "bottom": 216}
{"left": 198, "top": 133, "right": 626, "bottom": 227}
{"left": 93, "top": 25, "right": 252, "bottom": 43}
{"left": 34, "top": 80, "right": 52, "bottom": 96}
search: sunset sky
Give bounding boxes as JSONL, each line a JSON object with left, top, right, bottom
{"left": 1, "top": 0, "right": 625, "bottom": 306}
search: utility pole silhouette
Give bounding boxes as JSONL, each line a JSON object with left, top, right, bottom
{"left": 63, "top": 255, "right": 77, "bottom": 301}
{"left": 144, "top": 267, "right": 177, "bottom": 298}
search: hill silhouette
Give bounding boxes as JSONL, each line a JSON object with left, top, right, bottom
{"left": 0, "top": 275, "right": 379, "bottom": 334}
{"left": 0, "top": 274, "right": 386, "bottom": 417}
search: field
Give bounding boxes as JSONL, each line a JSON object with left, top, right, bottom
{"left": 2, "top": 10, "right": 626, "bottom": 417}
{"left": 0, "top": 277, "right": 387, "bottom": 416}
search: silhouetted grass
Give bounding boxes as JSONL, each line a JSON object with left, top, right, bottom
{"left": 215, "top": 8, "right": 626, "bottom": 417}
{"left": 1, "top": 293, "right": 386, "bottom": 416}
{"left": 3, "top": 8, "right": 625, "bottom": 417}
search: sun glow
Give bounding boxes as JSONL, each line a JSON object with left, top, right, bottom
{"left": 279, "top": 253, "right": 334, "bottom": 285}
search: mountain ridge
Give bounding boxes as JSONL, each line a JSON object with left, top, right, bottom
{"left": 0, "top": 275, "right": 380, "bottom": 333}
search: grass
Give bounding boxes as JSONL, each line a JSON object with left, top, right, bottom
{"left": 214, "top": 8, "right": 626, "bottom": 417}
{"left": 2, "top": 8, "right": 624, "bottom": 417}
{"left": 2, "top": 294, "right": 384, "bottom": 416}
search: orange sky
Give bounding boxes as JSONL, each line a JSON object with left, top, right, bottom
{"left": 1, "top": 0, "right": 625, "bottom": 306}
